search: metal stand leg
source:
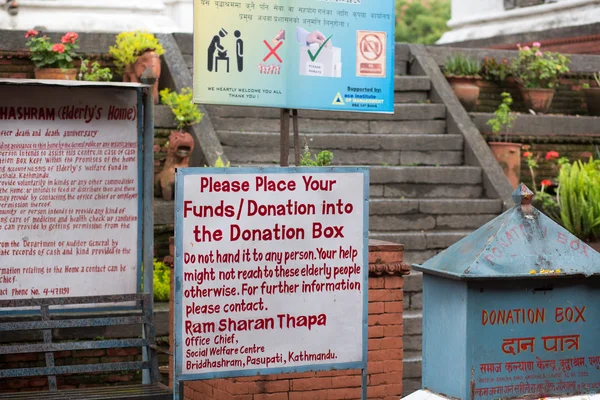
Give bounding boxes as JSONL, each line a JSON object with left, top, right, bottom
{"left": 280, "top": 108, "right": 290, "bottom": 167}
{"left": 292, "top": 109, "right": 300, "bottom": 166}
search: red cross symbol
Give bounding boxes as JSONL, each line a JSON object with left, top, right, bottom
{"left": 263, "top": 40, "right": 283, "bottom": 63}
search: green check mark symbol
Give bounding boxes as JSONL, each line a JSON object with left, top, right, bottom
{"left": 307, "top": 35, "right": 333, "bottom": 62}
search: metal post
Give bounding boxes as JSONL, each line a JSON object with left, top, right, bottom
{"left": 292, "top": 109, "right": 300, "bottom": 166}
{"left": 280, "top": 108, "right": 290, "bottom": 167}
{"left": 141, "top": 87, "right": 155, "bottom": 385}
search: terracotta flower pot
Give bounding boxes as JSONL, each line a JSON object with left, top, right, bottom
{"left": 519, "top": 87, "right": 555, "bottom": 113}
{"left": 489, "top": 142, "right": 522, "bottom": 189}
{"left": 34, "top": 68, "right": 77, "bottom": 80}
{"left": 446, "top": 76, "right": 480, "bottom": 112}
{"left": 583, "top": 88, "right": 600, "bottom": 116}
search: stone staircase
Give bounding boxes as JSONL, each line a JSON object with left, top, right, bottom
{"left": 205, "top": 75, "right": 503, "bottom": 396}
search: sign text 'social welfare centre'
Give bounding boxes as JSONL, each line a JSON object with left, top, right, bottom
{"left": 193, "top": 0, "right": 395, "bottom": 113}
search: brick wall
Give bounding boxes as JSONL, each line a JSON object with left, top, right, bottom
{"left": 476, "top": 78, "right": 594, "bottom": 115}
{"left": 0, "top": 340, "right": 170, "bottom": 393}
{"left": 168, "top": 240, "right": 410, "bottom": 400}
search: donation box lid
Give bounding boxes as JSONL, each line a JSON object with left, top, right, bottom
{"left": 413, "top": 184, "right": 600, "bottom": 280}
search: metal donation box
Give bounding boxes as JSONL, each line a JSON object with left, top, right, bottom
{"left": 412, "top": 184, "right": 600, "bottom": 400}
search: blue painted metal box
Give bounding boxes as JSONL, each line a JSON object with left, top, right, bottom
{"left": 413, "top": 185, "right": 600, "bottom": 400}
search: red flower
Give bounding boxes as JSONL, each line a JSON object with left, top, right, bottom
{"left": 52, "top": 43, "right": 65, "bottom": 54}
{"left": 61, "top": 32, "right": 78, "bottom": 44}
{"left": 25, "top": 29, "right": 38, "bottom": 38}
{"left": 541, "top": 180, "right": 552, "bottom": 187}
{"left": 523, "top": 152, "right": 533, "bottom": 157}
{"left": 545, "top": 151, "right": 559, "bottom": 161}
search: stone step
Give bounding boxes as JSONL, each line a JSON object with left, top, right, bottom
{"left": 220, "top": 132, "right": 464, "bottom": 166}
{"left": 207, "top": 104, "right": 446, "bottom": 121}
{"left": 212, "top": 118, "right": 447, "bottom": 135}
{"left": 226, "top": 148, "right": 462, "bottom": 166}
{"left": 370, "top": 183, "right": 484, "bottom": 199}
{"left": 394, "top": 76, "right": 431, "bottom": 92}
{"left": 404, "top": 310, "right": 423, "bottom": 337}
{"left": 154, "top": 105, "right": 176, "bottom": 129}
{"left": 369, "top": 200, "right": 500, "bottom": 232}
{"left": 370, "top": 230, "right": 474, "bottom": 251}
{"left": 395, "top": 92, "right": 428, "bottom": 104}
{"left": 218, "top": 132, "right": 462, "bottom": 151}
{"left": 370, "top": 166, "right": 482, "bottom": 185}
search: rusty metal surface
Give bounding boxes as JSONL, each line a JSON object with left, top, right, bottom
{"left": 0, "top": 383, "right": 171, "bottom": 399}
{"left": 413, "top": 184, "right": 600, "bottom": 279}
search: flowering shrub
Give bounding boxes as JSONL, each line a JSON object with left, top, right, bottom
{"left": 25, "top": 30, "right": 79, "bottom": 69}
{"left": 511, "top": 43, "right": 570, "bottom": 89}
{"left": 523, "top": 147, "right": 600, "bottom": 241}
{"left": 481, "top": 57, "right": 511, "bottom": 82}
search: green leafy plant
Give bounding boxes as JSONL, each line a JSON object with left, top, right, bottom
{"left": 444, "top": 54, "right": 481, "bottom": 78}
{"left": 213, "top": 155, "right": 230, "bottom": 167}
{"left": 511, "top": 43, "right": 570, "bottom": 89}
{"left": 481, "top": 57, "right": 511, "bottom": 82}
{"left": 159, "top": 88, "right": 204, "bottom": 131}
{"left": 109, "top": 31, "right": 165, "bottom": 75}
{"left": 395, "top": 0, "right": 450, "bottom": 45}
{"left": 557, "top": 158, "right": 600, "bottom": 242}
{"left": 487, "top": 92, "right": 517, "bottom": 143}
{"left": 25, "top": 29, "right": 79, "bottom": 69}
{"left": 583, "top": 83, "right": 591, "bottom": 89}
{"left": 79, "top": 59, "right": 113, "bottom": 82}
{"left": 300, "top": 142, "right": 334, "bottom": 167}
{"left": 583, "top": 72, "right": 600, "bottom": 89}
{"left": 153, "top": 259, "right": 170, "bottom": 302}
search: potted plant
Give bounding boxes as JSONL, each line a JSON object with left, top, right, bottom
{"left": 556, "top": 158, "right": 600, "bottom": 251}
{"left": 510, "top": 42, "right": 571, "bottom": 113}
{"left": 109, "top": 31, "right": 164, "bottom": 102}
{"left": 582, "top": 72, "right": 600, "bottom": 116}
{"left": 487, "top": 92, "right": 521, "bottom": 188}
{"left": 78, "top": 59, "right": 113, "bottom": 82}
{"left": 154, "top": 88, "right": 203, "bottom": 200}
{"left": 444, "top": 54, "right": 482, "bottom": 112}
{"left": 25, "top": 29, "right": 79, "bottom": 80}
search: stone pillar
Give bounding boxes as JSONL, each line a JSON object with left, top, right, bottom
{"left": 168, "top": 238, "right": 410, "bottom": 399}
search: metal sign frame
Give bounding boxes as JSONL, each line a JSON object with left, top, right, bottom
{"left": 0, "top": 79, "right": 155, "bottom": 315}
{"left": 173, "top": 166, "right": 370, "bottom": 400}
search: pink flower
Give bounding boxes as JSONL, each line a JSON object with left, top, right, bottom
{"left": 541, "top": 179, "right": 552, "bottom": 187}
{"left": 545, "top": 151, "right": 559, "bottom": 161}
{"left": 533, "top": 42, "right": 541, "bottom": 48}
{"left": 61, "top": 32, "right": 78, "bottom": 44}
{"left": 523, "top": 152, "right": 533, "bottom": 158}
{"left": 25, "top": 29, "right": 38, "bottom": 38}
{"left": 523, "top": 46, "right": 530, "bottom": 51}
{"left": 52, "top": 43, "right": 65, "bottom": 54}
{"left": 517, "top": 43, "right": 521, "bottom": 48}
{"left": 535, "top": 51, "right": 542, "bottom": 57}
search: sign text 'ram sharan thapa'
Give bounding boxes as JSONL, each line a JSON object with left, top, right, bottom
{"left": 175, "top": 168, "right": 368, "bottom": 378}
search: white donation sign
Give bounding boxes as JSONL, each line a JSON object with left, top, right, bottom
{"left": 175, "top": 167, "right": 369, "bottom": 379}
{"left": 0, "top": 84, "right": 140, "bottom": 303}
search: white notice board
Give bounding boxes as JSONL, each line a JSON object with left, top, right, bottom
{"left": 0, "top": 83, "right": 142, "bottom": 309}
{"left": 174, "top": 167, "right": 369, "bottom": 385}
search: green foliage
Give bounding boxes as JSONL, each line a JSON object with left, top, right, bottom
{"left": 80, "top": 60, "right": 113, "bottom": 82}
{"left": 300, "top": 143, "right": 334, "bottom": 167}
{"left": 583, "top": 83, "right": 591, "bottom": 89}
{"left": 511, "top": 44, "right": 570, "bottom": 89}
{"left": 487, "top": 92, "right": 516, "bottom": 142}
{"left": 481, "top": 57, "right": 511, "bottom": 82}
{"left": 109, "top": 31, "right": 165, "bottom": 74}
{"left": 395, "top": 0, "right": 450, "bottom": 45}
{"left": 444, "top": 54, "right": 481, "bottom": 78}
{"left": 159, "top": 88, "right": 204, "bottom": 131}
{"left": 594, "top": 72, "right": 600, "bottom": 88}
{"left": 557, "top": 159, "right": 600, "bottom": 242}
{"left": 153, "top": 259, "right": 170, "bottom": 302}
{"left": 211, "top": 155, "right": 230, "bottom": 168}
{"left": 25, "top": 30, "right": 79, "bottom": 69}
